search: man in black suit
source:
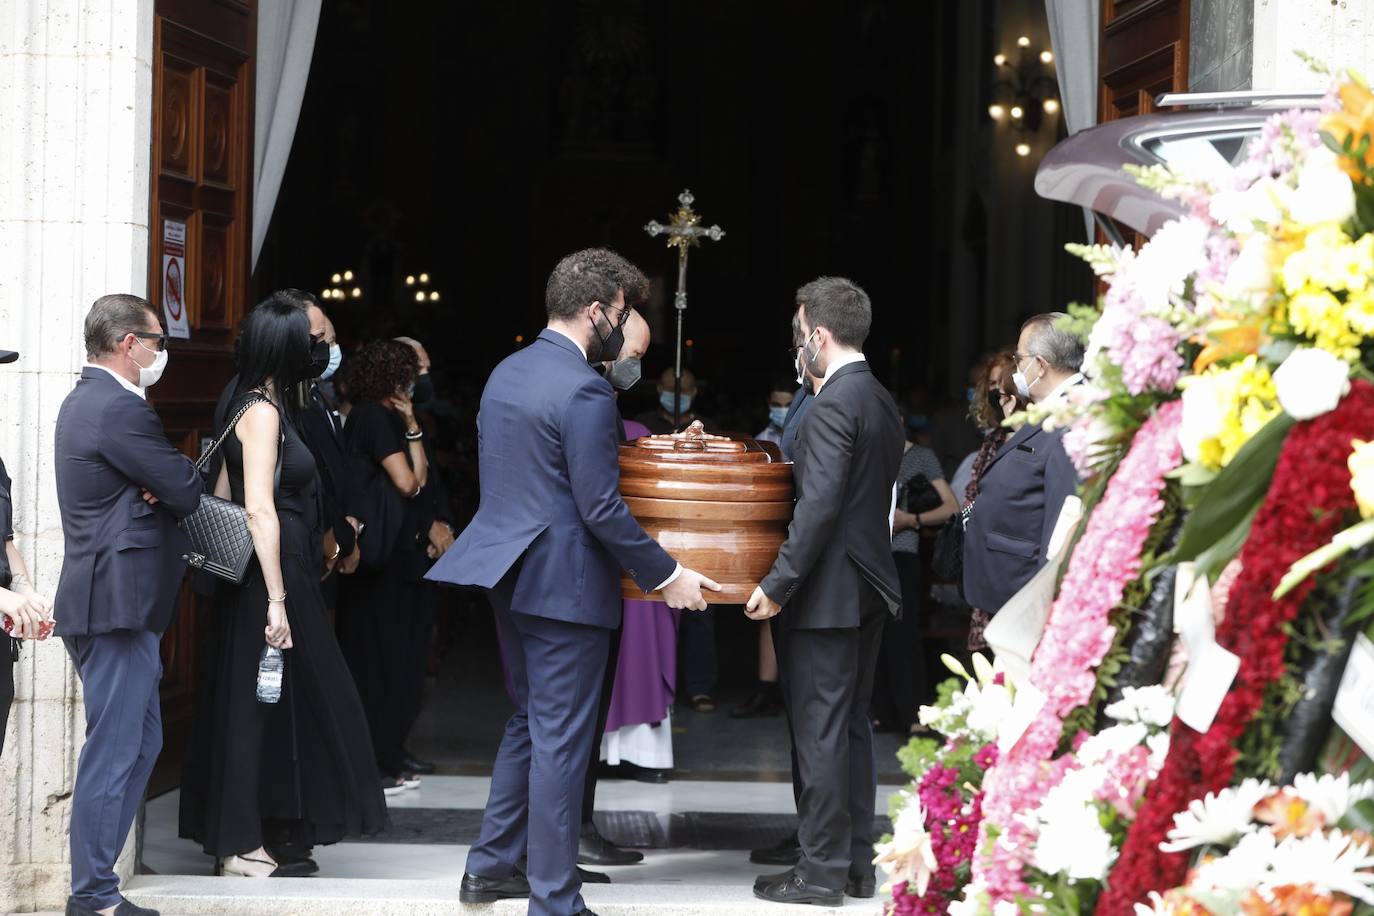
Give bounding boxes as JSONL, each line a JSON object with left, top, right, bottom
{"left": 55, "top": 294, "right": 204, "bottom": 916}
{"left": 746, "top": 277, "right": 903, "bottom": 907}
{"left": 961, "top": 313, "right": 1083, "bottom": 617}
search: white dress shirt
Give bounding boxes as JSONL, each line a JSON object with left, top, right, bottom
{"left": 815, "top": 350, "right": 867, "bottom": 395}
{"left": 84, "top": 363, "right": 146, "bottom": 400}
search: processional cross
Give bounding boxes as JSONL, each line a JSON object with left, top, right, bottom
{"left": 644, "top": 189, "right": 725, "bottom": 430}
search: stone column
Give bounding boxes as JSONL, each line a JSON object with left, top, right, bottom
{"left": 1252, "top": 0, "right": 1374, "bottom": 89}
{"left": 0, "top": 1, "right": 155, "bottom": 910}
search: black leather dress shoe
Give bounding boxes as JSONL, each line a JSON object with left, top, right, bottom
{"left": 753, "top": 872, "right": 844, "bottom": 907}
{"left": 730, "top": 690, "right": 783, "bottom": 719}
{"left": 459, "top": 871, "right": 531, "bottom": 903}
{"left": 749, "top": 831, "right": 802, "bottom": 866}
{"left": 271, "top": 856, "right": 320, "bottom": 877}
{"left": 399, "top": 748, "right": 437, "bottom": 775}
{"left": 67, "top": 898, "right": 160, "bottom": 916}
{"left": 846, "top": 874, "right": 877, "bottom": 898}
{"left": 754, "top": 868, "right": 794, "bottom": 890}
{"left": 578, "top": 865, "right": 611, "bottom": 884}
{"left": 578, "top": 825, "right": 644, "bottom": 865}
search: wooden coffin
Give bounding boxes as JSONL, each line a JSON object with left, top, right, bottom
{"left": 618, "top": 429, "right": 794, "bottom": 604}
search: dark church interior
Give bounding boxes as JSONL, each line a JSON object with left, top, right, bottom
{"left": 245, "top": 0, "right": 1091, "bottom": 782}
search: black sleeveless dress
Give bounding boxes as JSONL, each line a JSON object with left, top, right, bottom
{"left": 179, "top": 394, "right": 388, "bottom": 858}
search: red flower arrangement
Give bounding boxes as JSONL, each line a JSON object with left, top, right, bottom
{"left": 1095, "top": 379, "right": 1374, "bottom": 915}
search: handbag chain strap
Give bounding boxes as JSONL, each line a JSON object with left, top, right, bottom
{"left": 192, "top": 391, "right": 270, "bottom": 473}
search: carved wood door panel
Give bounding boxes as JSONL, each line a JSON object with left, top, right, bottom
{"left": 148, "top": 0, "right": 255, "bottom": 792}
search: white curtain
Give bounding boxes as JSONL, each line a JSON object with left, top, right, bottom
{"left": 1044, "top": 0, "right": 1100, "bottom": 238}
{"left": 253, "top": 0, "right": 323, "bottom": 267}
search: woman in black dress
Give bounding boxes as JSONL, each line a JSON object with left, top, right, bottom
{"left": 179, "top": 295, "right": 387, "bottom": 877}
{"left": 335, "top": 340, "right": 430, "bottom": 794}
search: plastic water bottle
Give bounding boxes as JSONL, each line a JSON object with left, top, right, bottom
{"left": 256, "top": 645, "right": 284, "bottom": 704}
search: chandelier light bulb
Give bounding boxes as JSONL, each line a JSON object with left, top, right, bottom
{"left": 989, "top": 103, "right": 1005, "bottom": 119}
{"left": 429, "top": 291, "right": 440, "bottom": 302}
{"left": 414, "top": 291, "right": 425, "bottom": 302}
{"left": 405, "top": 275, "right": 415, "bottom": 286}
{"left": 1017, "top": 35, "right": 1031, "bottom": 47}
{"left": 1015, "top": 142, "right": 1032, "bottom": 157}
{"left": 993, "top": 53, "right": 1007, "bottom": 67}
{"left": 1043, "top": 98, "right": 1060, "bottom": 114}
{"left": 351, "top": 287, "right": 362, "bottom": 298}
{"left": 1041, "top": 50, "right": 1055, "bottom": 64}
{"left": 419, "top": 272, "right": 430, "bottom": 284}
{"left": 1010, "top": 105, "right": 1024, "bottom": 120}
{"left": 330, "top": 273, "right": 341, "bottom": 284}
{"left": 343, "top": 270, "right": 353, "bottom": 281}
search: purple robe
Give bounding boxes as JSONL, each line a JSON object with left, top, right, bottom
{"left": 605, "top": 419, "right": 680, "bottom": 732}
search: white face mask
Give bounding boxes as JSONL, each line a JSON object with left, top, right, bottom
{"left": 321, "top": 343, "right": 343, "bottom": 381}
{"left": 131, "top": 339, "right": 168, "bottom": 388}
{"left": 1011, "top": 354, "right": 1042, "bottom": 402}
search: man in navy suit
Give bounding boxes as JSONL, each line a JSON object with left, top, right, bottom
{"left": 427, "top": 249, "right": 719, "bottom": 916}
{"left": 54, "top": 295, "right": 203, "bottom": 916}
{"left": 962, "top": 313, "right": 1083, "bottom": 616}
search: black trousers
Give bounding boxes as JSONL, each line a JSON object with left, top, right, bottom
{"left": 775, "top": 592, "right": 885, "bottom": 890}
{"left": 872, "top": 552, "right": 929, "bottom": 731}
{"left": 582, "top": 622, "right": 623, "bottom": 825}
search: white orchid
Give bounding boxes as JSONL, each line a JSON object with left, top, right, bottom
{"left": 1159, "top": 779, "right": 1273, "bottom": 853}
{"left": 1104, "top": 685, "right": 1177, "bottom": 728}
{"left": 1130, "top": 217, "right": 1212, "bottom": 316}
{"left": 1210, "top": 177, "right": 1285, "bottom": 234}
{"left": 1077, "top": 722, "right": 1150, "bottom": 767}
{"left": 1291, "top": 772, "right": 1374, "bottom": 824}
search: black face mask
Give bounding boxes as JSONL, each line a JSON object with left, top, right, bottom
{"left": 413, "top": 374, "right": 436, "bottom": 411}
{"left": 305, "top": 338, "right": 330, "bottom": 380}
{"left": 587, "top": 306, "right": 626, "bottom": 364}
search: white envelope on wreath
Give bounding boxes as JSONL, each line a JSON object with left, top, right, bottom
{"left": 983, "top": 496, "right": 1082, "bottom": 690}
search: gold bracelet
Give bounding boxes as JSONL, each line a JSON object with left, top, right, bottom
{"left": 267, "top": 592, "right": 287, "bottom": 603}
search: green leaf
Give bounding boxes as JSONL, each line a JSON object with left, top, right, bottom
{"left": 1173, "top": 413, "right": 1294, "bottom": 567}
{"left": 1322, "top": 129, "right": 1348, "bottom": 157}
{"left": 1195, "top": 501, "right": 1262, "bottom": 582}
{"left": 1168, "top": 461, "right": 1219, "bottom": 489}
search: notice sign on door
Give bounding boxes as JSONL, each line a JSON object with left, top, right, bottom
{"left": 162, "top": 218, "right": 190, "bottom": 339}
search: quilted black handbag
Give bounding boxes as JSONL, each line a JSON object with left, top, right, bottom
{"left": 179, "top": 394, "right": 272, "bottom": 583}
{"left": 931, "top": 502, "right": 972, "bottom": 586}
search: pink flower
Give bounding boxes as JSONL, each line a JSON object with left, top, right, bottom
{"left": 971, "top": 402, "right": 1183, "bottom": 905}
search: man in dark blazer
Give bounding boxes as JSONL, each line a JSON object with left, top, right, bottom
{"left": 962, "top": 313, "right": 1083, "bottom": 616}
{"left": 54, "top": 294, "right": 203, "bottom": 916}
{"left": 427, "top": 248, "right": 718, "bottom": 916}
{"left": 746, "top": 277, "right": 904, "bottom": 907}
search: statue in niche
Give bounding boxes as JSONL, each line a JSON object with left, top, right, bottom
{"left": 555, "top": 0, "right": 661, "bottom": 159}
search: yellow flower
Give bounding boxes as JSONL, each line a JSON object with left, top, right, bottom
{"left": 1179, "top": 356, "right": 1281, "bottom": 471}
{"left": 1287, "top": 286, "right": 1362, "bottom": 360}
{"left": 1346, "top": 290, "right": 1374, "bottom": 336}
{"left": 1349, "top": 439, "right": 1374, "bottom": 518}
{"left": 1323, "top": 78, "right": 1374, "bottom": 181}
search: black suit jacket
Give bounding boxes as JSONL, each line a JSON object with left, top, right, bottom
{"left": 779, "top": 387, "right": 811, "bottom": 461}
{"left": 760, "top": 361, "right": 903, "bottom": 629}
{"left": 53, "top": 368, "right": 203, "bottom": 636}
{"left": 300, "top": 383, "right": 356, "bottom": 556}
{"left": 961, "top": 420, "right": 1078, "bottom": 613}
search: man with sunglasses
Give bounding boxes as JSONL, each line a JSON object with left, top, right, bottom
{"left": 54, "top": 294, "right": 203, "bottom": 916}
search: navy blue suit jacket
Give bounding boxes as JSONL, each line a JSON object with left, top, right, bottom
{"left": 53, "top": 368, "right": 203, "bottom": 637}
{"left": 426, "top": 330, "right": 676, "bottom": 629}
{"left": 961, "top": 420, "right": 1079, "bottom": 614}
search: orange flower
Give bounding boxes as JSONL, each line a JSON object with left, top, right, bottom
{"left": 1193, "top": 324, "right": 1264, "bottom": 373}
{"left": 1267, "top": 884, "right": 1353, "bottom": 916}
{"left": 1253, "top": 789, "right": 1326, "bottom": 839}
{"left": 1323, "top": 80, "right": 1374, "bottom": 181}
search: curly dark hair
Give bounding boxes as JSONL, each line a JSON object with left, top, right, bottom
{"left": 969, "top": 348, "right": 1022, "bottom": 432}
{"left": 545, "top": 247, "right": 648, "bottom": 319}
{"left": 338, "top": 339, "right": 419, "bottom": 404}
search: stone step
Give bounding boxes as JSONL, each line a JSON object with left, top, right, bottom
{"left": 64, "top": 875, "right": 884, "bottom": 915}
